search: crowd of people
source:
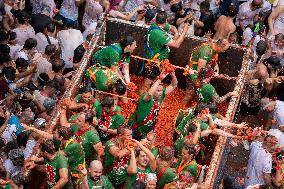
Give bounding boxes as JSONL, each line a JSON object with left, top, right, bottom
{"left": 0, "top": 0, "right": 283, "bottom": 188}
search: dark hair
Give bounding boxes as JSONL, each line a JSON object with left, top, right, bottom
{"left": 41, "top": 140, "right": 56, "bottom": 154}
{"left": 0, "top": 138, "right": 5, "bottom": 150}
{"left": 208, "top": 102, "right": 218, "bottom": 114}
{"left": 101, "top": 96, "right": 114, "bottom": 108}
{"left": 227, "top": 5, "right": 238, "bottom": 18}
{"left": 57, "top": 126, "right": 74, "bottom": 140}
{"left": 275, "top": 33, "right": 284, "bottom": 40}
{"left": 0, "top": 116, "right": 6, "bottom": 127}
{"left": 223, "top": 176, "right": 235, "bottom": 189}
{"left": 45, "top": 44, "right": 56, "bottom": 56}
{"left": 156, "top": 11, "right": 167, "bottom": 24}
{"left": 23, "top": 38, "right": 37, "bottom": 50}
{"left": 2, "top": 66, "right": 16, "bottom": 81}
{"left": 17, "top": 131, "right": 30, "bottom": 147}
{"left": 15, "top": 58, "right": 29, "bottom": 69}
{"left": 256, "top": 40, "right": 266, "bottom": 56}
{"left": 38, "top": 73, "right": 50, "bottom": 86}
{"left": 113, "top": 79, "right": 126, "bottom": 95}
{"left": 186, "top": 122, "right": 197, "bottom": 134}
{"left": 171, "top": 2, "right": 182, "bottom": 13}
{"left": 0, "top": 30, "right": 9, "bottom": 42}
{"left": 45, "top": 23, "right": 55, "bottom": 33}
{"left": 0, "top": 44, "right": 10, "bottom": 55}
{"left": 194, "top": 102, "right": 209, "bottom": 116}
{"left": 120, "top": 36, "right": 135, "bottom": 49}
{"left": 200, "top": 1, "right": 210, "bottom": 11}
{"left": 8, "top": 31, "right": 17, "bottom": 41}
{"left": 267, "top": 56, "right": 281, "bottom": 70}
{"left": 73, "top": 44, "right": 85, "bottom": 64}
{"left": 145, "top": 9, "right": 158, "bottom": 23}
{"left": 117, "top": 123, "right": 132, "bottom": 135}
{"left": 0, "top": 53, "right": 11, "bottom": 65}
{"left": 15, "top": 11, "right": 30, "bottom": 24}
{"left": 160, "top": 146, "right": 175, "bottom": 161}
{"left": 197, "top": 65, "right": 214, "bottom": 81}
{"left": 183, "top": 143, "right": 196, "bottom": 156}
{"left": 83, "top": 109, "right": 96, "bottom": 124}
{"left": 52, "top": 59, "right": 65, "bottom": 72}
{"left": 131, "top": 180, "right": 146, "bottom": 189}
{"left": 5, "top": 140, "right": 19, "bottom": 153}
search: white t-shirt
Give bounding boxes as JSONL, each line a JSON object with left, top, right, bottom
{"left": 9, "top": 44, "right": 22, "bottom": 60}
{"left": 1, "top": 124, "right": 17, "bottom": 143}
{"left": 12, "top": 26, "right": 36, "bottom": 46}
{"left": 59, "top": 0, "right": 78, "bottom": 21}
{"left": 268, "top": 129, "right": 284, "bottom": 148}
{"left": 32, "top": 54, "right": 52, "bottom": 81}
{"left": 244, "top": 141, "right": 272, "bottom": 188}
{"left": 272, "top": 100, "right": 284, "bottom": 129}
{"left": 273, "top": 0, "right": 284, "bottom": 35}
{"left": 35, "top": 33, "right": 59, "bottom": 53}
{"left": 3, "top": 159, "right": 21, "bottom": 178}
{"left": 57, "top": 29, "right": 83, "bottom": 68}
{"left": 236, "top": 2, "right": 261, "bottom": 27}
{"left": 24, "top": 140, "right": 37, "bottom": 160}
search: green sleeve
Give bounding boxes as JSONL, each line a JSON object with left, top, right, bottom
{"left": 102, "top": 175, "right": 114, "bottom": 189}
{"left": 125, "top": 55, "right": 131, "bottom": 64}
{"left": 68, "top": 113, "right": 79, "bottom": 123}
{"left": 93, "top": 99, "right": 102, "bottom": 118}
{"left": 109, "top": 51, "right": 120, "bottom": 66}
{"left": 105, "top": 140, "right": 115, "bottom": 151}
{"left": 151, "top": 147, "right": 159, "bottom": 158}
{"left": 70, "top": 124, "right": 79, "bottom": 133}
{"left": 198, "top": 46, "right": 213, "bottom": 62}
{"left": 164, "top": 24, "right": 171, "bottom": 31}
{"left": 159, "top": 87, "right": 166, "bottom": 104}
{"left": 156, "top": 30, "right": 171, "bottom": 47}
{"left": 56, "top": 154, "right": 69, "bottom": 169}
{"left": 187, "top": 163, "right": 198, "bottom": 177}
{"left": 158, "top": 169, "right": 178, "bottom": 187}
{"left": 87, "top": 130, "right": 101, "bottom": 145}
{"left": 74, "top": 94, "right": 82, "bottom": 103}
{"left": 113, "top": 114, "right": 124, "bottom": 128}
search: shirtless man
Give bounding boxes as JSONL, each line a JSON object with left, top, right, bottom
{"left": 214, "top": 4, "right": 238, "bottom": 40}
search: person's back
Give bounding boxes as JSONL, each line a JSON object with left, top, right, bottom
{"left": 214, "top": 5, "right": 237, "bottom": 40}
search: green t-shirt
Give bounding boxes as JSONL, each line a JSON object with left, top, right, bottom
{"left": 93, "top": 99, "right": 124, "bottom": 143}
{"left": 189, "top": 44, "right": 216, "bottom": 81}
{"left": 197, "top": 114, "right": 217, "bottom": 131}
{"left": 125, "top": 166, "right": 153, "bottom": 189}
{"left": 86, "top": 66, "right": 119, "bottom": 91}
{"left": 79, "top": 175, "right": 113, "bottom": 189}
{"left": 0, "top": 184, "right": 10, "bottom": 189}
{"left": 157, "top": 167, "right": 178, "bottom": 189}
{"left": 196, "top": 83, "right": 216, "bottom": 103}
{"left": 175, "top": 109, "right": 195, "bottom": 137}
{"left": 104, "top": 139, "right": 129, "bottom": 186}
{"left": 44, "top": 153, "right": 69, "bottom": 189}
{"left": 71, "top": 124, "right": 101, "bottom": 161}
{"left": 146, "top": 23, "right": 172, "bottom": 60}
{"left": 63, "top": 140, "right": 85, "bottom": 173}
{"left": 92, "top": 43, "right": 130, "bottom": 68}
{"left": 151, "top": 146, "right": 159, "bottom": 158}
{"left": 129, "top": 88, "right": 166, "bottom": 137}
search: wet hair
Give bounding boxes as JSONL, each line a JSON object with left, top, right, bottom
{"left": 16, "top": 131, "right": 31, "bottom": 147}
{"left": 156, "top": 11, "right": 167, "bottom": 24}
{"left": 83, "top": 109, "right": 96, "bottom": 124}
{"left": 23, "top": 38, "right": 37, "bottom": 49}
{"left": 0, "top": 53, "right": 11, "bottom": 65}
{"left": 135, "top": 148, "right": 143, "bottom": 157}
{"left": 101, "top": 96, "right": 114, "bottom": 108}
{"left": 52, "top": 59, "right": 65, "bottom": 72}
{"left": 120, "top": 36, "right": 135, "bottom": 49}
{"left": 227, "top": 5, "right": 238, "bottom": 18}
{"left": 8, "top": 31, "right": 17, "bottom": 41}
{"left": 5, "top": 140, "right": 19, "bottom": 153}
{"left": 57, "top": 126, "right": 74, "bottom": 140}
{"left": 0, "top": 138, "right": 5, "bottom": 150}
{"left": 41, "top": 140, "right": 56, "bottom": 154}
{"left": 197, "top": 65, "right": 215, "bottom": 81}
{"left": 38, "top": 73, "right": 50, "bottom": 86}
{"left": 171, "top": 2, "right": 182, "bottom": 13}
{"left": 2, "top": 66, "right": 16, "bottom": 81}
{"left": 0, "top": 44, "right": 10, "bottom": 54}
{"left": 160, "top": 146, "right": 175, "bottom": 161}
{"left": 45, "top": 44, "right": 56, "bottom": 56}
{"left": 15, "top": 58, "right": 29, "bottom": 69}
{"left": 182, "top": 143, "right": 196, "bottom": 156}
{"left": 0, "top": 30, "right": 9, "bottom": 42}
{"left": 73, "top": 44, "right": 85, "bottom": 64}
{"left": 208, "top": 102, "right": 218, "bottom": 114}
{"left": 113, "top": 79, "right": 126, "bottom": 95}
{"left": 45, "top": 23, "right": 55, "bottom": 33}
{"left": 194, "top": 102, "right": 209, "bottom": 116}
{"left": 145, "top": 9, "right": 158, "bottom": 23}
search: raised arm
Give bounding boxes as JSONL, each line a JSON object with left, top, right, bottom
{"left": 143, "top": 72, "right": 168, "bottom": 101}
{"left": 22, "top": 124, "right": 53, "bottom": 140}
{"left": 167, "top": 24, "right": 188, "bottom": 48}
{"left": 133, "top": 139, "right": 156, "bottom": 171}
{"left": 165, "top": 72, "right": 178, "bottom": 94}
{"left": 52, "top": 168, "right": 69, "bottom": 189}
{"left": 127, "top": 147, "right": 137, "bottom": 174}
